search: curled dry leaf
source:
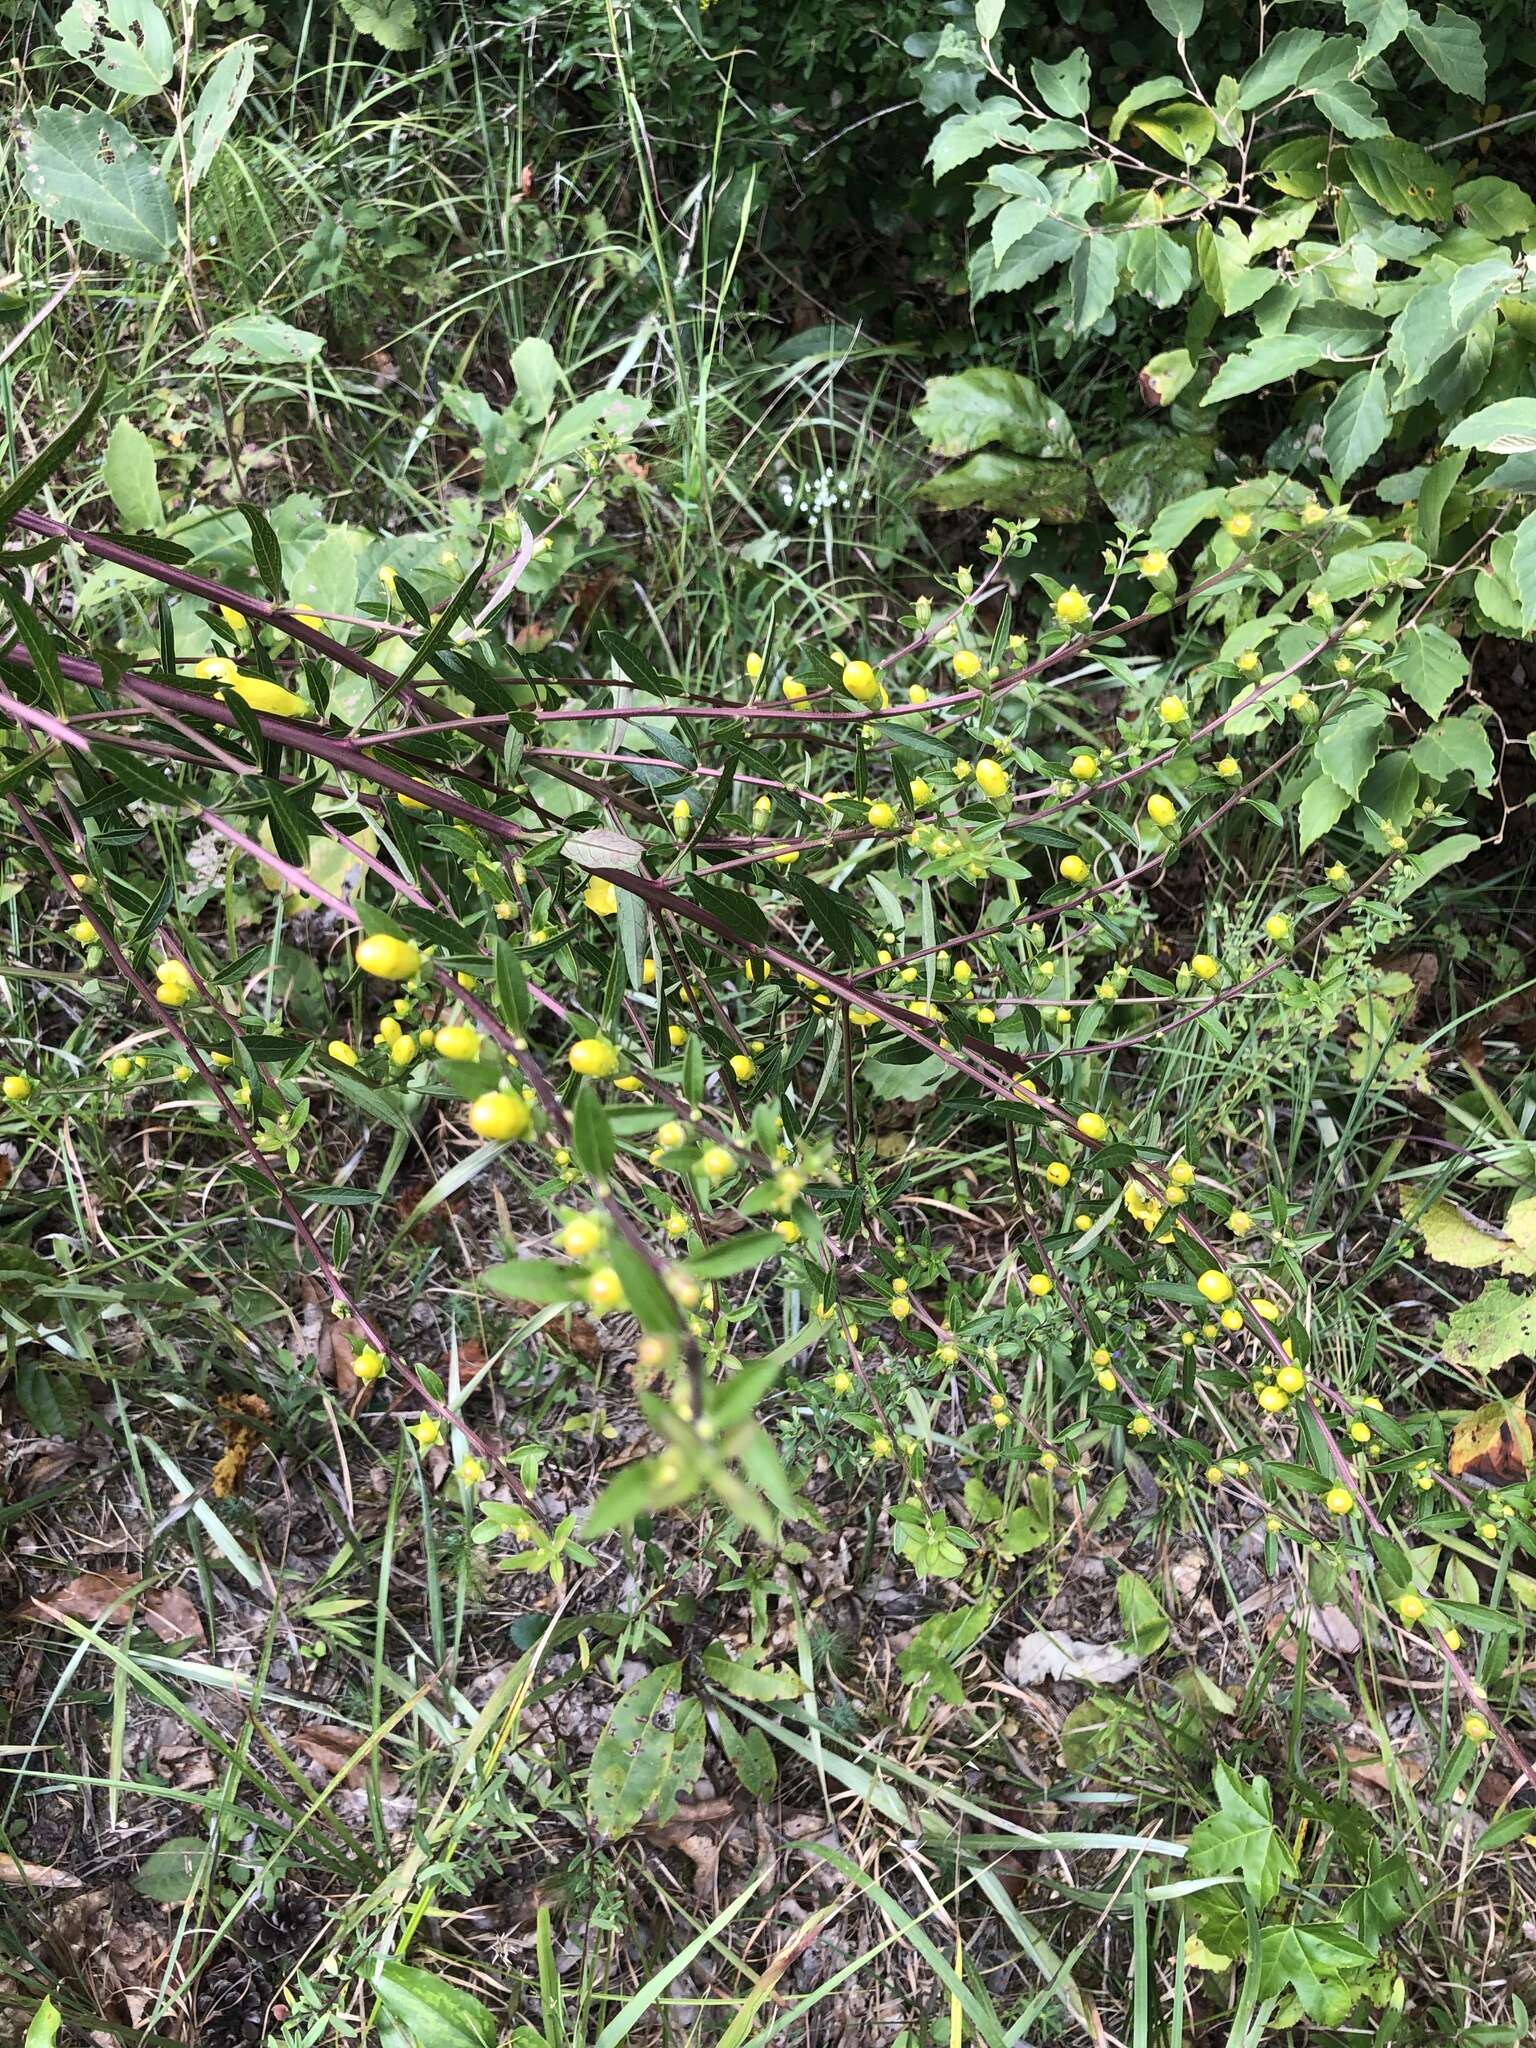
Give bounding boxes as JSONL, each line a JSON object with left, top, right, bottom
{"left": 1449, "top": 1394, "right": 1533, "bottom": 1483}
{"left": 292, "top": 1722, "right": 400, "bottom": 1795}
{"left": 1005, "top": 1630, "right": 1141, "bottom": 1686}
{"left": 19, "top": 1569, "right": 205, "bottom": 1646}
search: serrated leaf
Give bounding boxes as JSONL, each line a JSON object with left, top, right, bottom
{"left": 1257, "top": 1922, "right": 1375, "bottom": 2025}
{"left": 1321, "top": 364, "right": 1389, "bottom": 483}
{"left": 1123, "top": 225, "right": 1193, "bottom": 307}
{"left": 58, "top": 0, "right": 174, "bottom": 98}
{"left": 336, "top": 0, "right": 421, "bottom": 50}
{"left": 1347, "top": 138, "right": 1452, "bottom": 221}
{"left": 1202, "top": 335, "right": 1323, "bottom": 405}
{"left": 20, "top": 108, "right": 177, "bottom": 261}
{"left": 1388, "top": 626, "right": 1466, "bottom": 717}
{"left": 103, "top": 417, "right": 160, "bottom": 530}
{"left": 1410, "top": 714, "right": 1494, "bottom": 788}
{"left": 1314, "top": 698, "right": 1387, "bottom": 797}
{"left": 926, "top": 99, "right": 1024, "bottom": 180}
{"left": 1405, "top": 4, "right": 1485, "bottom": 98}
{"left": 1186, "top": 1765, "right": 1293, "bottom": 1908}
{"left": 1298, "top": 773, "right": 1352, "bottom": 849}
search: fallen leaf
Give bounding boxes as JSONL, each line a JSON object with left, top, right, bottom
{"left": 19, "top": 1570, "right": 204, "bottom": 1645}
{"left": 1449, "top": 1394, "right": 1533, "bottom": 1483}
{"left": 1441, "top": 1282, "right": 1536, "bottom": 1375}
{"left": 292, "top": 1723, "right": 399, "bottom": 1795}
{"left": 0, "top": 1855, "right": 79, "bottom": 1887}
{"left": 1290, "top": 1603, "right": 1362, "bottom": 1655}
{"left": 1005, "top": 1631, "right": 1141, "bottom": 1686}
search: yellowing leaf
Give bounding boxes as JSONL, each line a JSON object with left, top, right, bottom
{"left": 1449, "top": 1394, "right": 1533, "bottom": 1483}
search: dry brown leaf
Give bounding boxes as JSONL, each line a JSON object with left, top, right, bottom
{"left": 1449, "top": 1395, "right": 1533, "bottom": 1483}
{"left": 292, "top": 1723, "right": 399, "bottom": 1795}
{"left": 20, "top": 1570, "right": 204, "bottom": 1645}
{"left": 1005, "top": 1631, "right": 1140, "bottom": 1686}
{"left": 0, "top": 1855, "right": 80, "bottom": 1888}
{"left": 1290, "top": 1603, "right": 1362, "bottom": 1655}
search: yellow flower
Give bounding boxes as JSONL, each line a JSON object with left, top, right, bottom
{"left": 1191, "top": 953, "right": 1219, "bottom": 981}
{"left": 1228, "top": 1208, "right": 1252, "bottom": 1235}
{"left": 467, "top": 1091, "right": 530, "bottom": 1141}
{"left": 1264, "top": 913, "right": 1291, "bottom": 942}
{"left": 1069, "top": 753, "right": 1097, "bottom": 781}
{"left": 841, "top": 659, "right": 881, "bottom": 704}
{"left": 223, "top": 672, "right": 307, "bottom": 718}
{"left": 409, "top": 1416, "right": 442, "bottom": 1449}
{"left": 728, "top": 1053, "right": 756, "bottom": 1083}
{"left": 355, "top": 933, "right": 421, "bottom": 981}
{"left": 1196, "top": 1269, "right": 1234, "bottom": 1304}
{"left": 1463, "top": 1712, "right": 1491, "bottom": 1743}
{"left": 701, "top": 1144, "right": 735, "bottom": 1179}
{"left": 1324, "top": 1485, "right": 1355, "bottom": 1516}
{"left": 1026, "top": 1272, "right": 1053, "bottom": 1298}
{"left": 974, "top": 757, "right": 1009, "bottom": 801}
{"left": 908, "top": 684, "right": 929, "bottom": 707}
{"left": 2, "top": 1073, "right": 33, "bottom": 1103}
{"left": 867, "top": 800, "right": 897, "bottom": 830}
{"left": 352, "top": 1344, "right": 386, "bottom": 1381}
{"left": 1059, "top": 854, "right": 1089, "bottom": 885}
{"left": 389, "top": 1034, "right": 417, "bottom": 1068}
{"left": 569, "top": 1036, "right": 619, "bottom": 1079}
{"left": 1234, "top": 650, "right": 1260, "bottom": 674}
{"left": 1054, "top": 586, "right": 1091, "bottom": 627}
{"left": 781, "top": 677, "right": 807, "bottom": 702}
{"left": 1146, "top": 793, "right": 1178, "bottom": 828}
{"left": 664, "top": 1211, "right": 689, "bottom": 1237}
{"left": 583, "top": 876, "right": 618, "bottom": 916}
{"left": 745, "top": 650, "right": 764, "bottom": 681}
{"left": 434, "top": 1025, "right": 481, "bottom": 1062}
{"left": 1224, "top": 511, "right": 1253, "bottom": 539}
{"left": 1076, "top": 1111, "right": 1107, "bottom": 1141}
{"left": 456, "top": 1455, "right": 488, "bottom": 1486}
{"left": 587, "top": 1265, "right": 626, "bottom": 1312}
{"left": 951, "top": 648, "right": 982, "bottom": 680}
{"left": 559, "top": 1214, "right": 604, "bottom": 1258}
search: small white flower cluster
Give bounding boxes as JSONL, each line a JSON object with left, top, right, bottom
{"left": 774, "top": 471, "right": 872, "bottom": 525}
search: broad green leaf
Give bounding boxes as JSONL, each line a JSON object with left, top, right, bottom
{"left": 187, "top": 41, "right": 257, "bottom": 188}
{"left": 374, "top": 1960, "right": 497, "bottom": 2048}
{"left": 481, "top": 1258, "right": 581, "bottom": 1306}
{"left": 1257, "top": 1922, "right": 1375, "bottom": 2025}
{"left": 1116, "top": 1570, "right": 1168, "bottom": 1655}
{"left": 912, "top": 368, "right": 1077, "bottom": 459}
{"left": 1238, "top": 28, "right": 1325, "bottom": 109}
{"left": 1316, "top": 540, "right": 1425, "bottom": 598}
{"left": 1404, "top": 5, "right": 1486, "bottom": 98}
{"left": 1068, "top": 234, "right": 1118, "bottom": 331}
{"left": 133, "top": 1835, "right": 208, "bottom": 1902}
{"left": 688, "top": 1230, "right": 782, "bottom": 1278}
{"left": 991, "top": 190, "right": 1049, "bottom": 262}
{"left": 1298, "top": 773, "right": 1352, "bottom": 849}
{"left": 700, "top": 1643, "right": 802, "bottom": 1701}
{"left": 1202, "top": 335, "right": 1323, "bottom": 405}
{"left": 1442, "top": 1280, "right": 1536, "bottom": 1374}
{"left": 1030, "top": 49, "right": 1090, "bottom": 118}
{"left": 1107, "top": 75, "right": 1184, "bottom": 142}
{"left": 291, "top": 529, "right": 358, "bottom": 618}
{"left": 191, "top": 313, "right": 326, "bottom": 366}
{"left": 24, "top": 1998, "right": 62, "bottom": 2048}
{"left": 1344, "top": 0, "right": 1410, "bottom": 61}
{"left": 1453, "top": 175, "right": 1536, "bottom": 238}
{"left": 1392, "top": 830, "right": 1479, "bottom": 894}
{"left": 1139, "top": 347, "right": 1196, "bottom": 406}
{"left": 1446, "top": 399, "right": 1536, "bottom": 454}
{"left": 1347, "top": 139, "right": 1452, "bottom": 220}
{"left": 1091, "top": 433, "right": 1212, "bottom": 527}
{"left": 1509, "top": 508, "right": 1536, "bottom": 632}
{"left": 58, "top": 0, "right": 174, "bottom": 98}
{"left": 1411, "top": 1198, "right": 1521, "bottom": 1272}
{"left": 927, "top": 100, "right": 1024, "bottom": 180}
{"left": 715, "top": 1708, "right": 776, "bottom": 1795}
{"left": 1143, "top": 0, "right": 1203, "bottom": 37}
{"left": 337, "top": 0, "right": 421, "bottom": 50}
{"left": 975, "top": 0, "right": 1004, "bottom": 39}
{"left": 1310, "top": 79, "right": 1387, "bottom": 139}
{"left": 102, "top": 417, "right": 161, "bottom": 531}
{"left": 1388, "top": 625, "right": 1466, "bottom": 717}
{"left": 20, "top": 108, "right": 177, "bottom": 261}
{"left": 1123, "top": 224, "right": 1193, "bottom": 306}
{"left": 1321, "top": 364, "right": 1389, "bottom": 483}
{"left": 915, "top": 450, "right": 1089, "bottom": 520}
{"left": 511, "top": 336, "right": 560, "bottom": 419}
{"left": 1314, "top": 698, "right": 1387, "bottom": 797}
{"left": 1187, "top": 1765, "right": 1293, "bottom": 1907}
{"left": 1131, "top": 101, "right": 1215, "bottom": 164}
{"left": 1410, "top": 714, "right": 1494, "bottom": 788}
{"left": 589, "top": 1663, "right": 691, "bottom": 1837}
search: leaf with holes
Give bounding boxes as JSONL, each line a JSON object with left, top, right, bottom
{"left": 57, "top": 0, "right": 174, "bottom": 98}
{"left": 20, "top": 109, "right": 176, "bottom": 261}
{"left": 187, "top": 40, "right": 257, "bottom": 187}
{"left": 589, "top": 1662, "right": 700, "bottom": 1837}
